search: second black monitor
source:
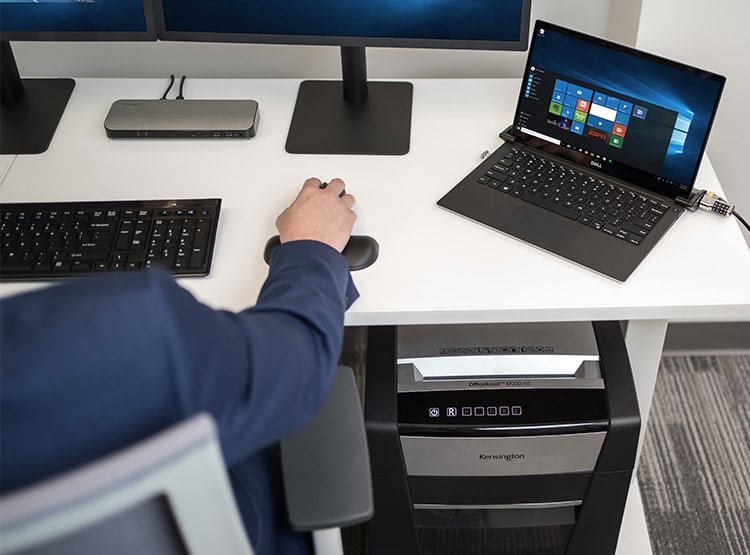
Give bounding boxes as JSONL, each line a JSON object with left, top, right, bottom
{"left": 0, "top": 0, "right": 156, "bottom": 155}
{"left": 154, "top": 0, "right": 531, "bottom": 155}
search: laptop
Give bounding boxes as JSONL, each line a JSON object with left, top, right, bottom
{"left": 438, "top": 20, "right": 725, "bottom": 281}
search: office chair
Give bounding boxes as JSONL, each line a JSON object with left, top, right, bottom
{"left": 0, "top": 366, "right": 372, "bottom": 555}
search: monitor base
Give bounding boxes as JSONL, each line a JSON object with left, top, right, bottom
{"left": 285, "top": 80, "right": 412, "bottom": 156}
{"left": 1, "top": 78, "right": 75, "bottom": 155}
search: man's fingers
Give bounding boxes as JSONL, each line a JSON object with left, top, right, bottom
{"left": 325, "top": 178, "right": 346, "bottom": 197}
{"left": 340, "top": 193, "right": 356, "bottom": 210}
{"left": 302, "top": 177, "right": 323, "bottom": 192}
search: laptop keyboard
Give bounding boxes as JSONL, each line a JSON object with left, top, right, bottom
{"left": 1, "top": 198, "right": 221, "bottom": 280}
{"left": 477, "top": 148, "right": 669, "bottom": 246}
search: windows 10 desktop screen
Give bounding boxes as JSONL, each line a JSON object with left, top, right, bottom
{"left": 160, "top": 0, "right": 525, "bottom": 43}
{"left": 516, "top": 25, "right": 724, "bottom": 191}
{"left": 0, "top": 0, "right": 147, "bottom": 33}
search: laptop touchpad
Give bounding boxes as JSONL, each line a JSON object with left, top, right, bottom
{"left": 501, "top": 206, "right": 577, "bottom": 251}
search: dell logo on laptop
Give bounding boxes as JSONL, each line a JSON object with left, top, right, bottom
{"left": 590, "top": 160, "right": 603, "bottom": 169}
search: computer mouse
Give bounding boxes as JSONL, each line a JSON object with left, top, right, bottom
{"left": 263, "top": 235, "right": 379, "bottom": 271}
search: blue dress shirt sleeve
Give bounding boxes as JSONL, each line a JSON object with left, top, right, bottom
{"left": 0, "top": 239, "right": 358, "bottom": 492}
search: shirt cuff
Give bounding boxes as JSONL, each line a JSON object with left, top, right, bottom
{"left": 270, "top": 240, "right": 360, "bottom": 308}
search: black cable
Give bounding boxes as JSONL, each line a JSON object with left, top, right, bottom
{"left": 734, "top": 210, "right": 750, "bottom": 233}
{"left": 176, "top": 75, "right": 186, "bottom": 100}
{"left": 160, "top": 74, "right": 175, "bottom": 100}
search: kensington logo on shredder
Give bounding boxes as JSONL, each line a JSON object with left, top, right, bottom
{"left": 479, "top": 453, "right": 525, "bottom": 462}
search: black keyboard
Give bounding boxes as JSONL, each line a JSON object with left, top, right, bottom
{"left": 477, "top": 148, "right": 670, "bottom": 246}
{"left": 1, "top": 199, "right": 221, "bottom": 280}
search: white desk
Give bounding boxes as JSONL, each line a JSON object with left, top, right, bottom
{"left": 2, "top": 78, "right": 750, "bottom": 554}
{"left": 0, "top": 155, "right": 16, "bottom": 184}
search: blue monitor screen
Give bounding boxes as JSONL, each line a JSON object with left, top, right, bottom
{"left": 158, "top": 0, "right": 529, "bottom": 48}
{"left": 513, "top": 21, "right": 724, "bottom": 195}
{"left": 0, "top": 0, "right": 149, "bottom": 35}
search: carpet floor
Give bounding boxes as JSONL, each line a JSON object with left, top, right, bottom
{"left": 637, "top": 354, "right": 750, "bottom": 555}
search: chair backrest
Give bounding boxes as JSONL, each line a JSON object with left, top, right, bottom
{"left": 0, "top": 413, "right": 253, "bottom": 555}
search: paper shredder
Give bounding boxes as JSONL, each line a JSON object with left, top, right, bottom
{"left": 364, "top": 321, "right": 640, "bottom": 555}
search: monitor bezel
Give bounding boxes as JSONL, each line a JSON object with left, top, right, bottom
{"left": 151, "top": 0, "right": 531, "bottom": 52}
{"left": 0, "top": 0, "right": 158, "bottom": 42}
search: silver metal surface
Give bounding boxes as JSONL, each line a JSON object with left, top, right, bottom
{"left": 400, "top": 432, "right": 606, "bottom": 476}
{"left": 104, "top": 99, "right": 259, "bottom": 135}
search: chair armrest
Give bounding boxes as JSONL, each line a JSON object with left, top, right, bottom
{"left": 280, "top": 365, "right": 374, "bottom": 531}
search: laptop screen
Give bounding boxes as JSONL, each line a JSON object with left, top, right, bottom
{"left": 511, "top": 20, "right": 725, "bottom": 200}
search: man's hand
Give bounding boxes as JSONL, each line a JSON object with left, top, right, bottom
{"left": 276, "top": 178, "right": 356, "bottom": 253}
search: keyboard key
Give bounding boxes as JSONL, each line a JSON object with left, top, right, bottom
{"left": 71, "top": 261, "right": 92, "bottom": 272}
{"left": 3, "top": 263, "right": 33, "bottom": 273}
{"left": 615, "top": 230, "right": 629, "bottom": 241}
{"left": 622, "top": 222, "right": 649, "bottom": 237}
{"left": 194, "top": 221, "right": 210, "bottom": 247}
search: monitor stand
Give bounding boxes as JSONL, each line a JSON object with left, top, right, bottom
{"left": 1, "top": 41, "right": 75, "bottom": 155}
{"left": 285, "top": 46, "right": 412, "bottom": 156}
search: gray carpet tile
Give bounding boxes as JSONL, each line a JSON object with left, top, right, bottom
{"left": 638, "top": 355, "right": 750, "bottom": 555}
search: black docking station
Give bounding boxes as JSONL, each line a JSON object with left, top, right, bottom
{"left": 104, "top": 99, "right": 259, "bottom": 139}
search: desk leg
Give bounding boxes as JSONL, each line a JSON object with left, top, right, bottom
{"left": 616, "top": 481, "right": 654, "bottom": 555}
{"left": 616, "top": 318, "right": 668, "bottom": 555}
{"left": 623, "top": 319, "right": 668, "bottom": 461}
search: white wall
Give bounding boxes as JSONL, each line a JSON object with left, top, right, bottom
{"left": 12, "top": 0, "right": 615, "bottom": 79}
{"left": 637, "top": 0, "right": 750, "bottom": 248}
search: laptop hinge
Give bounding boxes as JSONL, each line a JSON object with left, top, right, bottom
{"left": 499, "top": 125, "right": 517, "bottom": 143}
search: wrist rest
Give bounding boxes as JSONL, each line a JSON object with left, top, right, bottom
{"left": 263, "top": 235, "right": 378, "bottom": 271}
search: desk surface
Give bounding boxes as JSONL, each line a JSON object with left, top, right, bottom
{"left": 1, "top": 78, "right": 749, "bottom": 325}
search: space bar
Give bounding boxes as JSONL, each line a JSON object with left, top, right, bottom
{"left": 521, "top": 193, "right": 580, "bottom": 221}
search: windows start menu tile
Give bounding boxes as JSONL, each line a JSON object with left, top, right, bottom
{"left": 517, "top": 67, "right": 688, "bottom": 180}
{"left": 547, "top": 79, "right": 642, "bottom": 150}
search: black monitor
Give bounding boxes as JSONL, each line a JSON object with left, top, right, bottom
{"left": 154, "top": 0, "right": 531, "bottom": 155}
{"left": 0, "top": 0, "right": 156, "bottom": 155}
